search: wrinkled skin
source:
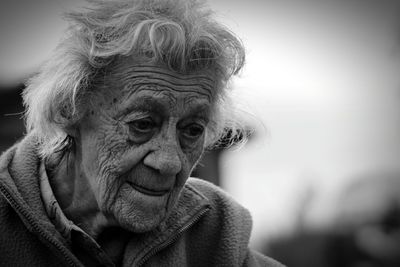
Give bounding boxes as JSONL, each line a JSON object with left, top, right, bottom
{"left": 50, "top": 61, "right": 216, "bottom": 237}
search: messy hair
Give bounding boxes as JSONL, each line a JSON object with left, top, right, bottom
{"left": 23, "top": 0, "right": 245, "bottom": 157}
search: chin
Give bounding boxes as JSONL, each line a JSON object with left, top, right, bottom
{"left": 109, "top": 185, "right": 182, "bottom": 233}
{"left": 116, "top": 209, "right": 166, "bottom": 233}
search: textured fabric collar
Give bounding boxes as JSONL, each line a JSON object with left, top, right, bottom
{"left": 39, "top": 161, "right": 109, "bottom": 250}
{"left": 39, "top": 161, "right": 76, "bottom": 241}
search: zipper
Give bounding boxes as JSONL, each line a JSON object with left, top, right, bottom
{"left": 0, "top": 183, "right": 79, "bottom": 267}
{"left": 136, "top": 207, "right": 210, "bottom": 267}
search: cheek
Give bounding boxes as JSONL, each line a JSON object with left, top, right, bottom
{"left": 80, "top": 123, "right": 133, "bottom": 202}
{"left": 83, "top": 126, "right": 125, "bottom": 174}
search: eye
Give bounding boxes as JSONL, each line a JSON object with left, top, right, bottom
{"left": 181, "top": 123, "right": 205, "bottom": 140}
{"left": 129, "top": 118, "right": 156, "bottom": 134}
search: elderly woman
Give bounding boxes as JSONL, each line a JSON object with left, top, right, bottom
{"left": 0, "top": 0, "right": 282, "bottom": 266}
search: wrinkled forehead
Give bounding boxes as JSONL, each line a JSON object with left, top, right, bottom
{"left": 104, "top": 60, "right": 218, "bottom": 102}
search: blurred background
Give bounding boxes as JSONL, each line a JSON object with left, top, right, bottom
{"left": 1, "top": 0, "right": 400, "bottom": 266}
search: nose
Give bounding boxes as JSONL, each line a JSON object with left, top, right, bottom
{"left": 143, "top": 144, "right": 182, "bottom": 176}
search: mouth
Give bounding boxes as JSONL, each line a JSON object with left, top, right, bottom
{"left": 127, "top": 182, "right": 170, "bottom": 196}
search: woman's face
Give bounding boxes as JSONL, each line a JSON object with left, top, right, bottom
{"left": 76, "top": 62, "right": 216, "bottom": 233}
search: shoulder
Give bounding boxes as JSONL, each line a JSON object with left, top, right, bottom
{"left": 184, "top": 178, "right": 286, "bottom": 267}
{"left": 184, "top": 178, "right": 253, "bottom": 263}
{"left": 186, "top": 177, "right": 252, "bottom": 224}
{"left": 186, "top": 177, "right": 246, "bottom": 209}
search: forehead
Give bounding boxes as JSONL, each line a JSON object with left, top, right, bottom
{"left": 124, "top": 66, "right": 214, "bottom": 98}
{"left": 105, "top": 61, "right": 217, "bottom": 113}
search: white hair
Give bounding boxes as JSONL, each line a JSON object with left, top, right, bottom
{"left": 23, "top": 0, "right": 246, "bottom": 157}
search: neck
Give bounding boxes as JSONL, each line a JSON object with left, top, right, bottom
{"left": 45, "top": 149, "right": 116, "bottom": 238}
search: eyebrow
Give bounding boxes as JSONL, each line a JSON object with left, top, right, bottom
{"left": 118, "top": 96, "right": 168, "bottom": 118}
{"left": 184, "top": 96, "right": 212, "bottom": 117}
{"left": 183, "top": 101, "right": 212, "bottom": 120}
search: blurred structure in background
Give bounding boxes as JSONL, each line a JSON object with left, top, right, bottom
{"left": 192, "top": 149, "right": 223, "bottom": 186}
{"left": 2, "top": 0, "right": 400, "bottom": 266}
{"left": 265, "top": 171, "right": 400, "bottom": 267}
{"left": 0, "top": 85, "right": 25, "bottom": 152}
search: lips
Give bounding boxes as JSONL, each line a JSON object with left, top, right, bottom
{"left": 127, "top": 181, "right": 170, "bottom": 196}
